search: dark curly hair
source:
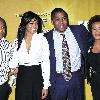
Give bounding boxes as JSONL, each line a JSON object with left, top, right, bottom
{"left": 17, "top": 11, "right": 43, "bottom": 50}
{"left": 88, "top": 15, "right": 100, "bottom": 33}
{"left": 87, "top": 15, "right": 100, "bottom": 46}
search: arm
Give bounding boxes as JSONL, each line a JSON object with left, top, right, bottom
{"left": 9, "top": 47, "right": 19, "bottom": 76}
{"left": 86, "top": 59, "right": 91, "bottom": 84}
{"left": 41, "top": 36, "right": 50, "bottom": 99}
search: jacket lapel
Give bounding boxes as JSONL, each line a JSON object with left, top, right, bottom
{"left": 69, "top": 25, "right": 84, "bottom": 53}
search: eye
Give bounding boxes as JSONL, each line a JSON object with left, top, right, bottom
{"left": 62, "top": 17, "right": 67, "bottom": 21}
{"left": 92, "top": 28, "right": 96, "bottom": 30}
{"left": 54, "top": 18, "right": 60, "bottom": 21}
{"left": 29, "top": 20, "right": 38, "bottom": 24}
{"left": 98, "top": 27, "right": 100, "bottom": 30}
{"left": 0, "top": 26, "right": 5, "bottom": 29}
{"left": 56, "top": 18, "right": 59, "bottom": 21}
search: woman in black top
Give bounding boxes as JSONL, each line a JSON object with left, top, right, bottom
{"left": 86, "top": 15, "right": 100, "bottom": 100}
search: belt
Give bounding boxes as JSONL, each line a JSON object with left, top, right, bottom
{"left": 72, "top": 69, "right": 81, "bottom": 74}
{"left": 56, "top": 72, "right": 63, "bottom": 77}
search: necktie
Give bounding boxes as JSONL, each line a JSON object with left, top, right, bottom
{"left": 61, "top": 34, "right": 72, "bottom": 81}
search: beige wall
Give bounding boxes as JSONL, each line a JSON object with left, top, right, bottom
{"left": 0, "top": 0, "right": 99, "bottom": 100}
{"left": 0, "top": 0, "right": 100, "bottom": 41}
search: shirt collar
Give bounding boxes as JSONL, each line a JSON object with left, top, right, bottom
{"left": 0, "top": 37, "right": 5, "bottom": 43}
{"left": 0, "top": 37, "right": 5, "bottom": 40}
{"left": 53, "top": 27, "right": 71, "bottom": 36}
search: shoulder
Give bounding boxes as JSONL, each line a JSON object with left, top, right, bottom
{"left": 69, "top": 24, "right": 88, "bottom": 35}
{"left": 35, "top": 33, "right": 47, "bottom": 41}
{"left": 44, "top": 29, "right": 53, "bottom": 37}
{"left": 35, "top": 34, "right": 49, "bottom": 46}
{"left": 9, "top": 39, "right": 18, "bottom": 50}
{"left": 36, "top": 33, "right": 44, "bottom": 38}
{"left": 2, "top": 38, "right": 9, "bottom": 43}
{"left": 69, "top": 24, "right": 87, "bottom": 30}
{"left": 2, "top": 38, "right": 10, "bottom": 46}
{"left": 10, "top": 39, "right": 18, "bottom": 46}
{"left": 0, "top": 38, "right": 10, "bottom": 50}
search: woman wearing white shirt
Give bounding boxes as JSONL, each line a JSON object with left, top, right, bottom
{"left": 9, "top": 11, "right": 50, "bottom": 100}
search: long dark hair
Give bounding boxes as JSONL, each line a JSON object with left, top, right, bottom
{"left": 17, "top": 11, "right": 43, "bottom": 50}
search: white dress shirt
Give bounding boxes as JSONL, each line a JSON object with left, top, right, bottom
{"left": 53, "top": 27, "right": 81, "bottom": 72}
{"left": 9, "top": 33, "right": 50, "bottom": 89}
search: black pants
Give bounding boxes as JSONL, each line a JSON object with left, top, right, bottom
{"left": 0, "top": 81, "right": 12, "bottom": 100}
{"left": 15, "top": 65, "right": 43, "bottom": 100}
{"left": 90, "top": 73, "right": 100, "bottom": 100}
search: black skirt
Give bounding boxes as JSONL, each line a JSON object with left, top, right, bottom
{"left": 15, "top": 65, "right": 43, "bottom": 100}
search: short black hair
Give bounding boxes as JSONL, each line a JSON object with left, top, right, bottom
{"left": 88, "top": 15, "right": 100, "bottom": 32}
{"left": 51, "top": 8, "right": 69, "bottom": 25}
{"left": 0, "top": 17, "right": 7, "bottom": 38}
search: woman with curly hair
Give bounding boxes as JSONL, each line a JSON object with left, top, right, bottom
{"left": 86, "top": 15, "right": 100, "bottom": 100}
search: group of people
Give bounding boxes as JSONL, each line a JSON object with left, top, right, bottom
{"left": 0, "top": 7, "right": 100, "bottom": 100}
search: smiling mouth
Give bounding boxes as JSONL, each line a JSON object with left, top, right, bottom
{"left": 32, "top": 29, "right": 36, "bottom": 30}
{"left": 95, "top": 34, "right": 100, "bottom": 36}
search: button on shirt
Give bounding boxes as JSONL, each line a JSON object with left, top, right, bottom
{"left": 53, "top": 27, "right": 81, "bottom": 72}
{"left": 0, "top": 37, "right": 10, "bottom": 85}
{"left": 9, "top": 33, "right": 50, "bottom": 89}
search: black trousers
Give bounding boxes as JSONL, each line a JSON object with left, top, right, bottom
{"left": 0, "top": 81, "right": 12, "bottom": 100}
{"left": 90, "top": 73, "right": 100, "bottom": 100}
{"left": 15, "top": 65, "right": 43, "bottom": 100}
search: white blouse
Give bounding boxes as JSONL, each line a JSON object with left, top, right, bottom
{"left": 9, "top": 33, "right": 50, "bottom": 89}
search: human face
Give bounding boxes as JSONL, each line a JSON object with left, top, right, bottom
{"left": 0, "top": 20, "right": 5, "bottom": 39}
{"left": 51, "top": 12, "right": 68, "bottom": 33}
{"left": 25, "top": 18, "right": 38, "bottom": 34}
{"left": 92, "top": 22, "right": 100, "bottom": 40}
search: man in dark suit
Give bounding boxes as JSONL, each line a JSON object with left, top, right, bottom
{"left": 44, "top": 8, "right": 88, "bottom": 100}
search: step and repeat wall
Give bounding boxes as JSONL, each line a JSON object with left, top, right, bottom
{"left": 0, "top": 0, "right": 99, "bottom": 100}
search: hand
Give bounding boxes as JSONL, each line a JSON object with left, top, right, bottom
{"left": 41, "top": 89, "right": 48, "bottom": 99}
{"left": 10, "top": 68, "right": 18, "bottom": 77}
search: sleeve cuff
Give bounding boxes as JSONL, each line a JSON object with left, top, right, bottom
{"left": 43, "top": 83, "right": 51, "bottom": 89}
